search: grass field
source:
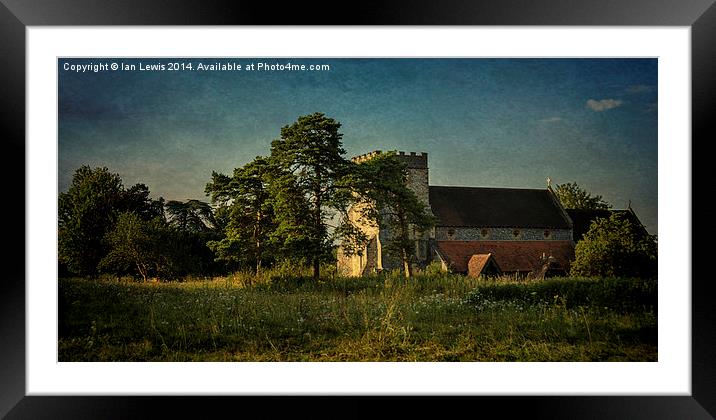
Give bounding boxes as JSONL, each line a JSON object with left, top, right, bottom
{"left": 58, "top": 273, "right": 657, "bottom": 361}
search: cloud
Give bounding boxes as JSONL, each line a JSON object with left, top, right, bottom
{"left": 586, "top": 99, "right": 623, "bottom": 112}
{"left": 539, "top": 117, "right": 563, "bottom": 123}
{"left": 626, "top": 84, "right": 654, "bottom": 94}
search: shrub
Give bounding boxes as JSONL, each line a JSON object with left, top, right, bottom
{"left": 571, "top": 213, "right": 657, "bottom": 278}
{"left": 420, "top": 261, "right": 446, "bottom": 277}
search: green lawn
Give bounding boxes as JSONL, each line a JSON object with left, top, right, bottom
{"left": 58, "top": 274, "right": 657, "bottom": 361}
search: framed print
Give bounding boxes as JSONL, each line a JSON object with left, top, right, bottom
{"left": 2, "top": 0, "right": 713, "bottom": 418}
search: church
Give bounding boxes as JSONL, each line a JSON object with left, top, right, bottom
{"left": 337, "top": 150, "right": 637, "bottom": 278}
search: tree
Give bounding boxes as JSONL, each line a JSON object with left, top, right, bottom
{"left": 553, "top": 182, "right": 612, "bottom": 210}
{"left": 205, "top": 157, "right": 276, "bottom": 275}
{"left": 164, "top": 199, "right": 214, "bottom": 233}
{"left": 99, "top": 212, "right": 171, "bottom": 281}
{"left": 268, "top": 113, "right": 352, "bottom": 280}
{"left": 265, "top": 166, "right": 315, "bottom": 267}
{"left": 59, "top": 166, "right": 127, "bottom": 276}
{"left": 342, "top": 152, "right": 435, "bottom": 278}
{"left": 570, "top": 212, "right": 657, "bottom": 278}
{"left": 163, "top": 198, "right": 220, "bottom": 276}
{"left": 59, "top": 165, "right": 165, "bottom": 276}
{"left": 124, "top": 183, "right": 166, "bottom": 221}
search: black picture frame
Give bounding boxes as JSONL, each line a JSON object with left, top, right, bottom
{"left": 2, "top": 1, "right": 712, "bottom": 418}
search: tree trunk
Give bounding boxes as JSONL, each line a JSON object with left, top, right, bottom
{"left": 255, "top": 236, "right": 262, "bottom": 278}
{"left": 255, "top": 252, "right": 261, "bottom": 286}
{"left": 397, "top": 209, "right": 412, "bottom": 279}
{"left": 137, "top": 262, "right": 147, "bottom": 282}
{"left": 254, "top": 211, "right": 262, "bottom": 278}
{"left": 402, "top": 247, "right": 412, "bottom": 279}
{"left": 313, "top": 258, "right": 320, "bottom": 281}
{"left": 314, "top": 182, "right": 322, "bottom": 282}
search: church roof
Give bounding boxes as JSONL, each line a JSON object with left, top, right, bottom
{"left": 566, "top": 208, "right": 648, "bottom": 242}
{"left": 435, "top": 240, "right": 575, "bottom": 273}
{"left": 429, "top": 186, "right": 571, "bottom": 229}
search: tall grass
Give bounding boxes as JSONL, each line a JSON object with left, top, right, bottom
{"left": 59, "top": 273, "right": 657, "bottom": 362}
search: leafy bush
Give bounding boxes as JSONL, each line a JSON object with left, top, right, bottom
{"left": 571, "top": 213, "right": 657, "bottom": 278}
{"left": 419, "top": 261, "right": 446, "bottom": 277}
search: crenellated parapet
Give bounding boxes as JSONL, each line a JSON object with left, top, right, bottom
{"left": 351, "top": 150, "right": 428, "bottom": 169}
{"left": 395, "top": 151, "right": 428, "bottom": 169}
{"left": 351, "top": 150, "right": 384, "bottom": 164}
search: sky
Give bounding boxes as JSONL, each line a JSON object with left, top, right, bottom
{"left": 59, "top": 58, "right": 658, "bottom": 233}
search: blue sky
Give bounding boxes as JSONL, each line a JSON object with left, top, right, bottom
{"left": 59, "top": 58, "right": 658, "bottom": 233}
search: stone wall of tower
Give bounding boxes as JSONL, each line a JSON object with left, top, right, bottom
{"left": 394, "top": 151, "right": 432, "bottom": 267}
{"left": 395, "top": 151, "right": 430, "bottom": 208}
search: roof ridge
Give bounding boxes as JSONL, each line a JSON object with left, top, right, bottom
{"left": 430, "top": 185, "right": 548, "bottom": 192}
{"left": 565, "top": 208, "right": 632, "bottom": 213}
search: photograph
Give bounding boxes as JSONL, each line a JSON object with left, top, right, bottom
{"left": 2, "top": 2, "right": 709, "bottom": 414}
{"left": 57, "top": 57, "right": 659, "bottom": 362}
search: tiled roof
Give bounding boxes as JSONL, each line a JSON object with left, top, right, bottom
{"left": 435, "top": 240, "right": 575, "bottom": 273}
{"left": 467, "top": 253, "right": 501, "bottom": 277}
{"left": 429, "top": 186, "right": 571, "bottom": 229}
{"left": 566, "top": 209, "right": 649, "bottom": 242}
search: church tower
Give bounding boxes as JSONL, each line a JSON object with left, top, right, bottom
{"left": 394, "top": 151, "right": 430, "bottom": 208}
{"left": 338, "top": 150, "right": 433, "bottom": 276}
